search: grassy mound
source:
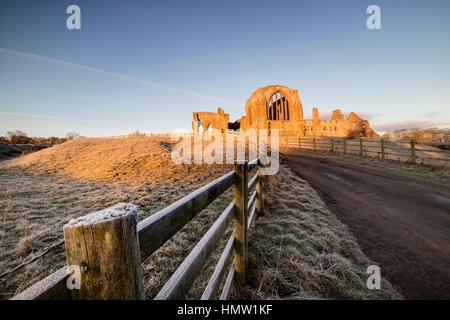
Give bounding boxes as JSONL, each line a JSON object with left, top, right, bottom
{"left": 0, "top": 136, "right": 225, "bottom": 184}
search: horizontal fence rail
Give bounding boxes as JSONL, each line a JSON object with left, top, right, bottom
{"left": 279, "top": 136, "right": 449, "bottom": 166}
{"left": 104, "top": 132, "right": 448, "bottom": 166}
{"left": 154, "top": 200, "right": 235, "bottom": 300}
{"left": 137, "top": 170, "right": 236, "bottom": 260}
{"left": 12, "top": 156, "right": 265, "bottom": 300}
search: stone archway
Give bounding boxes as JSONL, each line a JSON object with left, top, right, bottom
{"left": 198, "top": 122, "right": 205, "bottom": 133}
{"left": 239, "top": 85, "right": 303, "bottom": 135}
{"left": 268, "top": 91, "right": 289, "bottom": 121}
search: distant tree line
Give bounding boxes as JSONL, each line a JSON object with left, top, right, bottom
{"left": 382, "top": 128, "right": 449, "bottom": 142}
{"left": 0, "top": 130, "right": 80, "bottom": 146}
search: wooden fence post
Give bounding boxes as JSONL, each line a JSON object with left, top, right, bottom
{"left": 331, "top": 139, "right": 334, "bottom": 152}
{"left": 344, "top": 138, "right": 347, "bottom": 154}
{"left": 256, "top": 135, "right": 259, "bottom": 155}
{"left": 243, "top": 161, "right": 249, "bottom": 269}
{"left": 234, "top": 162, "right": 247, "bottom": 287}
{"left": 260, "top": 154, "right": 269, "bottom": 209}
{"left": 256, "top": 161, "right": 263, "bottom": 217}
{"left": 359, "top": 138, "right": 363, "bottom": 156}
{"left": 265, "top": 168, "right": 269, "bottom": 207}
{"left": 411, "top": 139, "right": 416, "bottom": 165}
{"left": 381, "top": 139, "right": 385, "bottom": 159}
{"left": 313, "top": 137, "right": 316, "bottom": 151}
{"left": 63, "top": 203, "right": 144, "bottom": 300}
{"left": 298, "top": 137, "right": 302, "bottom": 150}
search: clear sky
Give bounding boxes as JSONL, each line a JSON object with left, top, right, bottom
{"left": 0, "top": 0, "right": 449, "bottom": 137}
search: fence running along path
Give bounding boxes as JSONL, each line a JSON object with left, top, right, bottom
{"left": 11, "top": 158, "right": 268, "bottom": 300}
{"left": 278, "top": 136, "right": 450, "bottom": 166}
{"left": 105, "top": 132, "right": 449, "bottom": 166}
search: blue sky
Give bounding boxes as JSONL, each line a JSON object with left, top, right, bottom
{"left": 0, "top": 0, "right": 449, "bottom": 137}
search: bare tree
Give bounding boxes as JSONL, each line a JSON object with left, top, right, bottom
{"left": 65, "top": 132, "right": 80, "bottom": 140}
{"left": 6, "top": 130, "right": 32, "bottom": 144}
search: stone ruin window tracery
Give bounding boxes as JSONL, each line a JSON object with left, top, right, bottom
{"left": 267, "top": 92, "right": 289, "bottom": 121}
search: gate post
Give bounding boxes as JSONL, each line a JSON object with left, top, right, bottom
{"left": 243, "top": 161, "right": 249, "bottom": 269}
{"left": 256, "top": 160, "right": 263, "bottom": 217}
{"left": 63, "top": 203, "right": 144, "bottom": 300}
{"left": 234, "top": 162, "right": 247, "bottom": 287}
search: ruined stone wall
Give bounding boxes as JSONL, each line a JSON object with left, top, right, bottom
{"left": 303, "top": 109, "right": 380, "bottom": 138}
{"left": 192, "top": 107, "right": 229, "bottom": 133}
{"left": 191, "top": 86, "right": 379, "bottom": 138}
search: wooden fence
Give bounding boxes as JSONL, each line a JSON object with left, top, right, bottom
{"left": 104, "top": 132, "right": 449, "bottom": 166}
{"left": 279, "top": 136, "right": 450, "bottom": 166}
{"left": 12, "top": 159, "right": 267, "bottom": 300}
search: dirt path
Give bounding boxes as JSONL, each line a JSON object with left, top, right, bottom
{"left": 283, "top": 153, "right": 450, "bottom": 299}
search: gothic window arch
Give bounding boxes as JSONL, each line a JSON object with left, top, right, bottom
{"left": 267, "top": 92, "right": 289, "bottom": 120}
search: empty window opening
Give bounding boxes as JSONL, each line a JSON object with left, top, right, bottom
{"left": 267, "top": 92, "right": 289, "bottom": 120}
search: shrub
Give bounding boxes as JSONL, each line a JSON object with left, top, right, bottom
{"left": 6, "top": 130, "right": 33, "bottom": 144}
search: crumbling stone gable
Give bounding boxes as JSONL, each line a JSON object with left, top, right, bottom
{"left": 192, "top": 107, "right": 229, "bottom": 133}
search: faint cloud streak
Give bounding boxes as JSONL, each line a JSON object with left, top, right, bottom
{"left": 0, "top": 47, "right": 241, "bottom": 107}
{"left": 0, "top": 111, "right": 89, "bottom": 122}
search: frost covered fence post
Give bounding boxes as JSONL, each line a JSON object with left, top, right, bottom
{"left": 233, "top": 161, "right": 247, "bottom": 287}
{"left": 255, "top": 160, "right": 263, "bottom": 217}
{"left": 63, "top": 203, "right": 144, "bottom": 300}
{"left": 259, "top": 155, "right": 269, "bottom": 211}
{"left": 243, "top": 161, "right": 249, "bottom": 269}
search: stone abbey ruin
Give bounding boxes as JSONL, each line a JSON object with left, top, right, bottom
{"left": 192, "top": 85, "right": 379, "bottom": 138}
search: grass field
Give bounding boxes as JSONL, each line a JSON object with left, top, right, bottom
{"left": 0, "top": 136, "right": 401, "bottom": 299}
